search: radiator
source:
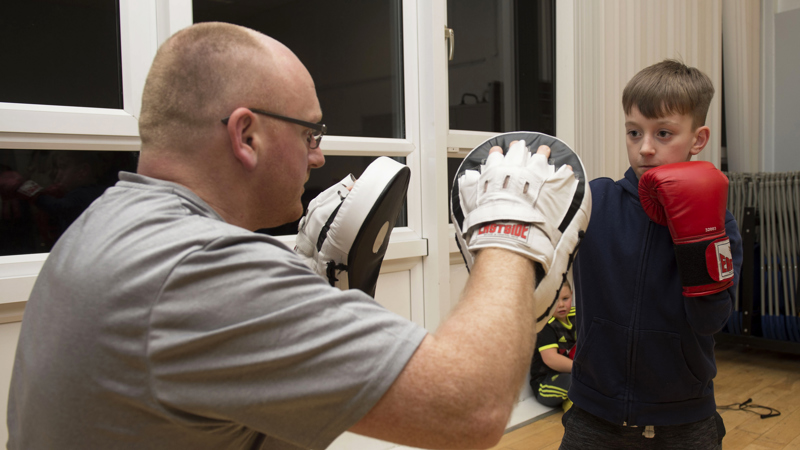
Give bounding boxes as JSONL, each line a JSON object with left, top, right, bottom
{"left": 726, "top": 172, "right": 800, "bottom": 342}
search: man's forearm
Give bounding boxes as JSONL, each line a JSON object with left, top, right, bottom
{"left": 351, "top": 248, "right": 538, "bottom": 449}
{"left": 436, "top": 247, "right": 538, "bottom": 410}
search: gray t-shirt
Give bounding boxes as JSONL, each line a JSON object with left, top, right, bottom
{"left": 7, "top": 172, "right": 427, "bottom": 450}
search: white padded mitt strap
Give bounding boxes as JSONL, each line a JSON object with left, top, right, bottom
{"left": 295, "top": 174, "right": 354, "bottom": 270}
{"left": 450, "top": 131, "right": 591, "bottom": 332}
{"left": 295, "top": 157, "right": 410, "bottom": 297}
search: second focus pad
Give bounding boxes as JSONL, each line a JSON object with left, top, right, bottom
{"left": 296, "top": 157, "right": 410, "bottom": 297}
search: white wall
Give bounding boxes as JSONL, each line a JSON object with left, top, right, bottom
{"left": 567, "top": 0, "right": 723, "bottom": 180}
{"left": 773, "top": 7, "right": 800, "bottom": 172}
{"left": 722, "top": 0, "right": 761, "bottom": 173}
{"left": 761, "top": 0, "right": 800, "bottom": 173}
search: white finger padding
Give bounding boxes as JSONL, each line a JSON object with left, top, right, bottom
{"left": 295, "top": 157, "right": 407, "bottom": 293}
{"left": 449, "top": 131, "right": 592, "bottom": 332}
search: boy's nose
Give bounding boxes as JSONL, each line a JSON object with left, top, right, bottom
{"left": 639, "top": 136, "right": 656, "bottom": 156}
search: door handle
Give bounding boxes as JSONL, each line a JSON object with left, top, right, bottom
{"left": 445, "top": 27, "right": 454, "bottom": 61}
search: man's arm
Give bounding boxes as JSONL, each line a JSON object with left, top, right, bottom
{"left": 349, "top": 138, "right": 588, "bottom": 449}
{"left": 350, "top": 248, "right": 537, "bottom": 449}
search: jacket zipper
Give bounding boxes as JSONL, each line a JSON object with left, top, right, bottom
{"left": 623, "top": 220, "right": 654, "bottom": 425}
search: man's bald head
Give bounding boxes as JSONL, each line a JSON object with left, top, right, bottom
{"left": 138, "top": 22, "right": 307, "bottom": 151}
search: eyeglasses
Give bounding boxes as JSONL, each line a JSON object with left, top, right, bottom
{"left": 718, "top": 398, "right": 781, "bottom": 419}
{"left": 221, "top": 108, "right": 327, "bottom": 149}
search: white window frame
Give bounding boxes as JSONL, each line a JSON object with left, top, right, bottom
{"left": 0, "top": 0, "right": 161, "bottom": 315}
{"left": 0, "top": 0, "right": 159, "bottom": 151}
{"left": 444, "top": 0, "right": 517, "bottom": 154}
{"left": 441, "top": 0, "right": 563, "bottom": 245}
{"left": 437, "top": 1, "right": 567, "bottom": 319}
{"left": 0, "top": 0, "right": 428, "bottom": 328}
{"left": 425, "top": 0, "right": 573, "bottom": 431}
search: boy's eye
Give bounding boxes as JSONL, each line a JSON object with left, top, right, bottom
{"left": 627, "top": 130, "right": 641, "bottom": 138}
{"left": 657, "top": 130, "right": 672, "bottom": 138}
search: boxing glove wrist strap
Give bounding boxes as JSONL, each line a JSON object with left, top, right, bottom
{"left": 673, "top": 236, "right": 734, "bottom": 294}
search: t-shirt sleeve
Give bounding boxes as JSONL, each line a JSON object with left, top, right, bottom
{"left": 537, "top": 323, "right": 559, "bottom": 353}
{"left": 146, "top": 235, "right": 427, "bottom": 449}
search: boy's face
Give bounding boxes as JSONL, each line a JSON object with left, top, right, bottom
{"left": 554, "top": 285, "right": 573, "bottom": 322}
{"left": 625, "top": 105, "right": 710, "bottom": 179}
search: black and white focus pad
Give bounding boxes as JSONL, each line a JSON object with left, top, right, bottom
{"left": 295, "top": 157, "right": 411, "bottom": 297}
{"left": 450, "top": 132, "right": 592, "bottom": 332}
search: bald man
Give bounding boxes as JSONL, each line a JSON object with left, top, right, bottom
{"left": 8, "top": 23, "right": 560, "bottom": 450}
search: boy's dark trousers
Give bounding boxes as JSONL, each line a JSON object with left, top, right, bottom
{"left": 533, "top": 368, "right": 571, "bottom": 407}
{"left": 560, "top": 405, "right": 726, "bottom": 450}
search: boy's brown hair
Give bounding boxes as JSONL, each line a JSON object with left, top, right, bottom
{"left": 622, "top": 59, "right": 714, "bottom": 130}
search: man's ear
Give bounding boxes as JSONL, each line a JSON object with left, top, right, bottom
{"left": 690, "top": 125, "right": 711, "bottom": 156}
{"left": 225, "top": 107, "right": 259, "bottom": 171}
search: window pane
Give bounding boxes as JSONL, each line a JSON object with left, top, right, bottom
{"left": 258, "top": 156, "right": 408, "bottom": 237}
{"left": 193, "top": 0, "right": 405, "bottom": 139}
{"left": 0, "top": 1, "right": 123, "bottom": 109}
{"left": 446, "top": 1, "right": 555, "bottom": 223}
{"left": 0, "top": 150, "right": 138, "bottom": 256}
{"left": 447, "top": 0, "right": 555, "bottom": 134}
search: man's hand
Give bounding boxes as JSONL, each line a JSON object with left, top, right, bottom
{"left": 458, "top": 140, "right": 577, "bottom": 273}
{"left": 451, "top": 132, "right": 591, "bottom": 332}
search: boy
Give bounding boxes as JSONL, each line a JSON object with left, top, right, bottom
{"left": 563, "top": 59, "right": 743, "bottom": 449}
{"left": 530, "top": 281, "right": 577, "bottom": 412}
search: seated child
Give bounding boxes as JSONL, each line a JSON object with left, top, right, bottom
{"left": 529, "top": 281, "right": 576, "bottom": 411}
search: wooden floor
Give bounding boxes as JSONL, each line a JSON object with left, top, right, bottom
{"left": 491, "top": 342, "right": 800, "bottom": 450}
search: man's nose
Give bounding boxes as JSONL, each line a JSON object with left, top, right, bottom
{"left": 309, "top": 146, "right": 325, "bottom": 169}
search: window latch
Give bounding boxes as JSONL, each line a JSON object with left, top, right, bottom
{"left": 445, "top": 27, "right": 454, "bottom": 61}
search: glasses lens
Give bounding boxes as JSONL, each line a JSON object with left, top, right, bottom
{"left": 310, "top": 134, "right": 322, "bottom": 149}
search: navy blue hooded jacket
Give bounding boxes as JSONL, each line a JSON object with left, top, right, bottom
{"left": 570, "top": 167, "right": 743, "bottom": 427}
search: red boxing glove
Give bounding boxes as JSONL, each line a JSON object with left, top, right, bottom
{"left": 639, "top": 161, "right": 734, "bottom": 297}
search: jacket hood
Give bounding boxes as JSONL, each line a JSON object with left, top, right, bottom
{"left": 620, "top": 167, "right": 640, "bottom": 199}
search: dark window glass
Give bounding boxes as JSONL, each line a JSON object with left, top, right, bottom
{"left": 0, "top": 1, "right": 123, "bottom": 109}
{"left": 446, "top": 0, "right": 555, "bottom": 223}
{"left": 0, "top": 150, "right": 138, "bottom": 256}
{"left": 259, "top": 156, "right": 408, "bottom": 237}
{"left": 193, "top": 0, "right": 405, "bottom": 139}
{"left": 448, "top": 0, "right": 555, "bottom": 135}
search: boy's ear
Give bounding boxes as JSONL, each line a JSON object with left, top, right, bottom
{"left": 690, "top": 126, "right": 711, "bottom": 156}
{"left": 225, "top": 108, "right": 259, "bottom": 171}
